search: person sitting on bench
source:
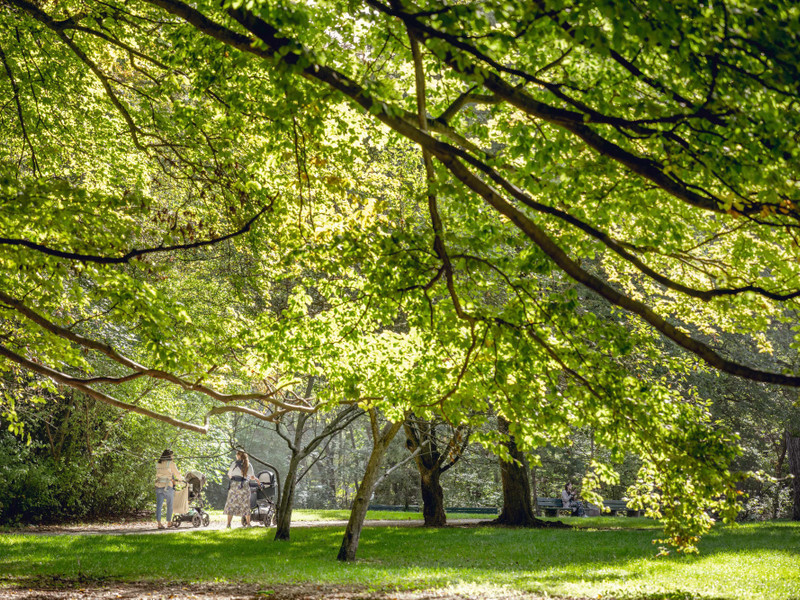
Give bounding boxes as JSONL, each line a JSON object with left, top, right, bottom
{"left": 561, "top": 482, "right": 585, "bottom": 517}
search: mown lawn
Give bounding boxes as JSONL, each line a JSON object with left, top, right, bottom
{"left": 1, "top": 518, "right": 797, "bottom": 599}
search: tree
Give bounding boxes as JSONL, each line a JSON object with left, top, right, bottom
{"left": 4, "top": 0, "right": 800, "bottom": 552}
{"left": 788, "top": 429, "right": 800, "bottom": 521}
{"left": 337, "top": 407, "right": 403, "bottom": 562}
{"left": 493, "top": 416, "right": 551, "bottom": 527}
{"left": 403, "top": 414, "right": 468, "bottom": 526}
{"left": 271, "top": 393, "right": 363, "bottom": 540}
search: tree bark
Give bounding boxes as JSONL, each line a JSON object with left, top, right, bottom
{"left": 274, "top": 453, "right": 301, "bottom": 540}
{"left": 772, "top": 435, "right": 787, "bottom": 520}
{"left": 420, "top": 466, "right": 446, "bottom": 527}
{"left": 492, "top": 416, "right": 552, "bottom": 527}
{"left": 337, "top": 411, "right": 402, "bottom": 562}
{"left": 787, "top": 429, "right": 800, "bottom": 521}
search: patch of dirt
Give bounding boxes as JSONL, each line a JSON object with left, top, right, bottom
{"left": 3, "top": 519, "right": 489, "bottom": 537}
{"left": 0, "top": 582, "right": 559, "bottom": 600}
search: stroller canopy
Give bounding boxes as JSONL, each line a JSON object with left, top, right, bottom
{"left": 185, "top": 470, "right": 206, "bottom": 493}
{"left": 257, "top": 470, "right": 275, "bottom": 487}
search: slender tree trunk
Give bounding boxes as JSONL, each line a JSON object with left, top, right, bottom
{"left": 787, "top": 429, "right": 800, "bottom": 521}
{"left": 337, "top": 413, "right": 402, "bottom": 562}
{"left": 420, "top": 466, "right": 446, "bottom": 526}
{"left": 772, "top": 436, "right": 787, "bottom": 519}
{"left": 274, "top": 453, "right": 301, "bottom": 541}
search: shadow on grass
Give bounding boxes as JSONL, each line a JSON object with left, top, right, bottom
{"left": 0, "top": 520, "right": 797, "bottom": 599}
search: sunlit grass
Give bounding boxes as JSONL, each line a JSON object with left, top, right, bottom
{"left": 1, "top": 520, "right": 797, "bottom": 599}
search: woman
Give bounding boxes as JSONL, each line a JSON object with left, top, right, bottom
{"left": 155, "top": 449, "right": 184, "bottom": 529}
{"left": 561, "top": 482, "right": 584, "bottom": 517}
{"left": 224, "top": 450, "right": 256, "bottom": 528}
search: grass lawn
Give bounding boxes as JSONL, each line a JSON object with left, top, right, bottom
{"left": 1, "top": 517, "right": 797, "bottom": 599}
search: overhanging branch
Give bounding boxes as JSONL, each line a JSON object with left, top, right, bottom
{"left": 0, "top": 202, "right": 274, "bottom": 264}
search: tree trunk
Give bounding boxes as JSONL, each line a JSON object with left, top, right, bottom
{"left": 274, "top": 453, "right": 301, "bottom": 541}
{"left": 787, "top": 430, "right": 800, "bottom": 521}
{"left": 337, "top": 414, "right": 402, "bottom": 562}
{"left": 404, "top": 417, "right": 450, "bottom": 527}
{"left": 420, "top": 466, "right": 446, "bottom": 527}
{"left": 492, "top": 416, "right": 550, "bottom": 527}
{"left": 772, "top": 435, "right": 787, "bottom": 520}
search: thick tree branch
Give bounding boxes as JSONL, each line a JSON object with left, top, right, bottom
{"left": 0, "top": 343, "right": 210, "bottom": 433}
{"left": 0, "top": 202, "right": 274, "bottom": 264}
{"left": 0, "top": 42, "right": 38, "bottom": 174}
{"left": 0, "top": 289, "right": 315, "bottom": 411}
{"left": 36, "top": 0, "right": 800, "bottom": 386}
{"left": 430, "top": 151, "right": 800, "bottom": 386}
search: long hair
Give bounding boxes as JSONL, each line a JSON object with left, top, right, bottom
{"left": 159, "top": 449, "right": 173, "bottom": 463}
{"left": 237, "top": 450, "right": 249, "bottom": 477}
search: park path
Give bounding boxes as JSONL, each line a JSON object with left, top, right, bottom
{"left": 5, "top": 517, "right": 486, "bottom": 536}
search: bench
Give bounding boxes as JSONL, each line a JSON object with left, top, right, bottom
{"left": 368, "top": 504, "right": 420, "bottom": 512}
{"left": 367, "top": 504, "right": 498, "bottom": 515}
{"left": 603, "top": 499, "right": 641, "bottom": 517}
{"left": 535, "top": 497, "right": 640, "bottom": 517}
{"left": 445, "top": 506, "right": 498, "bottom": 515}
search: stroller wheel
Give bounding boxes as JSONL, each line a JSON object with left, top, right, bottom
{"left": 191, "top": 513, "right": 202, "bottom": 527}
{"left": 202, "top": 513, "right": 210, "bottom": 527}
{"left": 171, "top": 516, "right": 181, "bottom": 528}
{"left": 241, "top": 515, "right": 248, "bottom": 527}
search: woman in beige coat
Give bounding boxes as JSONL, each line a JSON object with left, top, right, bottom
{"left": 155, "top": 449, "right": 184, "bottom": 529}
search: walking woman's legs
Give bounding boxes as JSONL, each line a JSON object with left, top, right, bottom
{"left": 165, "top": 486, "right": 175, "bottom": 523}
{"left": 156, "top": 487, "right": 165, "bottom": 526}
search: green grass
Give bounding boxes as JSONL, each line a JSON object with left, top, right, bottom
{"left": 1, "top": 520, "right": 798, "bottom": 599}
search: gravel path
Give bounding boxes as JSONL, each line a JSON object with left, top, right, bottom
{"left": 4, "top": 518, "right": 487, "bottom": 536}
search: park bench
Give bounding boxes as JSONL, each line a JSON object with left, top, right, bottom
{"left": 535, "top": 497, "right": 640, "bottom": 517}
{"left": 444, "top": 506, "right": 498, "bottom": 515}
{"left": 367, "top": 504, "right": 498, "bottom": 515}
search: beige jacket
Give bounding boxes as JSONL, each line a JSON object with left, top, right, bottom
{"left": 155, "top": 460, "right": 184, "bottom": 488}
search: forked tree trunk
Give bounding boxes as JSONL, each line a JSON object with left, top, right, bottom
{"left": 404, "top": 417, "right": 460, "bottom": 527}
{"left": 420, "top": 466, "right": 446, "bottom": 527}
{"left": 787, "top": 430, "right": 800, "bottom": 521}
{"left": 337, "top": 413, "right": 402, "bottom": 562}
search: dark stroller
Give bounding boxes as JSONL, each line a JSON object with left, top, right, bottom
{"left": 172, "top": 470, "right": 211, "bottom": 528}
{"left": 246, "top": 469, "right": 277, "bottom": 527}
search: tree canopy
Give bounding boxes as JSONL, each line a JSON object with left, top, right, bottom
{"left": 2, "top": 0, "right": 800, "bottom": 550}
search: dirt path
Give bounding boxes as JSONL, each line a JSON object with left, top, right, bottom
{"left": 0, "top": 581, "right": 547, "bottom": 600}
{"left": 4, "top": 518, "right": 486, "bottom": 536}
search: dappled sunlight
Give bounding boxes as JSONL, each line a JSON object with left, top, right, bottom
{"left": 2, "top": 522, "right": 799, "bottom": 598}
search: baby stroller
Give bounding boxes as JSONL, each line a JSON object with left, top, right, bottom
{"left": 246, "top": 469, "right": 277, "bottom": 527}
{"left": 172, "top": 470, "right": 211, "bottom": 528}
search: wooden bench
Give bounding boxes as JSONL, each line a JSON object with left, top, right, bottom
{"left": 535, "top": 497, "right": 640, "bottom": 517}
{"left": 603, "top": 499, "right": 641, "bottom": 517}
{"left": 445, "top": 506, "right": 498, "bottom": 515}
{"left": 367, "top": 504, "right": 498, "bottom": 515}
{"left": 536, "top": 497, "right": 573, "bottom": 517}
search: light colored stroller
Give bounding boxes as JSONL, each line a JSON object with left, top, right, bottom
{"left": 172, "top": 470, "right": 211, "bottom": 528}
